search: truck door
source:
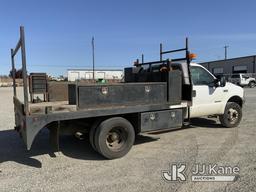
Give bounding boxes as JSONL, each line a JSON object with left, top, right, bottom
{"left": 230, "top": 74, "right": 240, "bottom": 85}
{"left": 190, "top": 66, "right": 224, "bottom": 117}
{"left": 241, "top": 74, "right": 249, "bottom": 86}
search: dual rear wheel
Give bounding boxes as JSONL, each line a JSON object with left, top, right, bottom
{"left": 89, "top": 117, "right": 135, "bottom": 159}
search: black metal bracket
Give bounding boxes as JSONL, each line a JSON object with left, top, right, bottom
{"left": 49, "top": 121, "right": 60, "bottom": 152}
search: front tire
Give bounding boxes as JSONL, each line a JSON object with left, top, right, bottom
{"left": 219, "top": 102, "right": 242, "bottom": 128}
{"left": 94, "top": 117, "right": 135, "bottom": 159}
{"left": 249, "top": 81, "right": 256, "bottom": 88}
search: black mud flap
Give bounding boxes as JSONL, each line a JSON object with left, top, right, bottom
{"left": 49, "top": 121, "right": 60, "bottom": 152}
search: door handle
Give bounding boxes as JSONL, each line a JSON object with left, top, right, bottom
{"left": 192, "top": 90, "right": 196, "bottom": 97}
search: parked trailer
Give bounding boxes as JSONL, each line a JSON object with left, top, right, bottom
{"left": 12, "top": 27, "right": 194, "bottom": 159}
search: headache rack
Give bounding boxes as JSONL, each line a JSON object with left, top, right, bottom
{"left": 134, "top": 38, "right": 192, "bottom": 70}
{"left": 125, "top": 38, "right": 193, "bottom": 102}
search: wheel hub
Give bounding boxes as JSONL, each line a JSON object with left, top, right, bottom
{"left": 110, "top": 132, "right": 119, "bottom": 142}
{"left": 228, "top": 108, "right": 238, "bottom": 123}
{"left": 106, "top": 127, "right": 127, "bottom": 150}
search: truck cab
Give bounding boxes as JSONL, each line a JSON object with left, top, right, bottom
{"left": 189, "top": 63, "right": 244, "bottom": 127}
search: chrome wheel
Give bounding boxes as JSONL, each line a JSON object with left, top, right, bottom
{"left": 249, "top": 82, "right": 255, "bottom": 88}
{"left": 227, "top": 108, "right": 239, "bottom": 124}
{"left": 219, "top": 102, "right": 242, "bottom": 128}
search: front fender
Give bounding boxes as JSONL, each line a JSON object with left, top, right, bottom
{"left": 220, "top": 95, "right": 244, "bottom": 115}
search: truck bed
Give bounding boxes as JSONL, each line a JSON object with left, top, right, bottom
{"left": 28, "top": 100, "right": 188, "bottom": 116}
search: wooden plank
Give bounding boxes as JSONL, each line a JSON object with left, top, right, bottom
{"left": 29, "top": 101, "right": 76, "bottom": 114}
{"left": 29, "top": 101, "right": 69, "bottom": 107}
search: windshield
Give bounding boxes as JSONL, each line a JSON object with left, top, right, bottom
{"left": 190, "top": 66, "right": 215, "bottom": 85}
{"left": 231, "top": 74, "right": 240, "bottom": 78}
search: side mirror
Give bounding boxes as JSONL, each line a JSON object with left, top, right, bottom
{"left": 213, "top": 78, "right": 219, "bottom": 87}
{"left": 220, "top": 77, "right": 226, "bottom": 87}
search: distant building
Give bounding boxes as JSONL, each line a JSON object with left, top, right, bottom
{"left": 200, "top": 55, "right": 256, "bottom": 76}
{"left": 67, "top": 69, "right": 123, "bottom": 81}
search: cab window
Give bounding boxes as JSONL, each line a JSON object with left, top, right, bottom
{"left": 231, "top": 74, "right": 240, "bottom": 78}
{"left": 191, "top": 66, "right": 215, "bottom": 85}
{"left": 242, "top": 75, "right": 249, "bottom": 79}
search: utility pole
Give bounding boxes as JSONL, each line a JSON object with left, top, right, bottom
{"left": 92, "top": 37, "right": 95, "bottom": 80}
{"left": 224, "top": 45, "right": 229, "bottom": 60}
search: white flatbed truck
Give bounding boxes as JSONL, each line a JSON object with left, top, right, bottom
{"left": 11, "top": 27, "right": 244, "bottom": 159}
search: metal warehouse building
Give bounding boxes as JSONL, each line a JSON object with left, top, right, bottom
{"left": 200, "top": 55, "right": 256, "bottom": 76}
{"left": 67, "top": 69, "right": 123, "bottom": 81}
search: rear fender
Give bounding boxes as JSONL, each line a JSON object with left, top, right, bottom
{"left": 23, "top": 116, "right": 50, "bottom": 150}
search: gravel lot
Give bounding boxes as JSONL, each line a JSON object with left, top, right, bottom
{"left": 0, "top": 87, "right": 255, "bottom": 192}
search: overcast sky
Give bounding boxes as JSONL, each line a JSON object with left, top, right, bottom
{"left": 0, "top": 0, "right": 256, "bottom": 76}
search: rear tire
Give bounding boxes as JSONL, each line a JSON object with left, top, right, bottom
{"left": 89, "top": 119, "right": 102, "bottom": 152}
{"left": 94, "top": 117, "right": 135, "bottom": 159}
{"left": 249, "top": 81, "right": 256, "bottom": 88}
{"left": 219, "top": 102, "right": 242, "bottom": 128}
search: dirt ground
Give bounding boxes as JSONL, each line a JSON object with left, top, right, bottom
{"left": 0, "top": 87, "right": 255, "bottom": 192}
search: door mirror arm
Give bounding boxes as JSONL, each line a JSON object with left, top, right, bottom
{"left": 208, "top": 79, "right": 219, "bottom": 87}
{"left": 219, "top": 77, "right": 226, "bottom": 87}
{"left": 213, "top": 79, "right": 219, "bottom": 87}
{"left": 208, "top": 78, "right": 226, "bottom": 87}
